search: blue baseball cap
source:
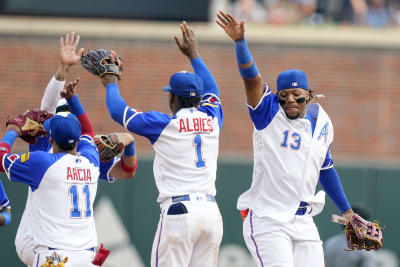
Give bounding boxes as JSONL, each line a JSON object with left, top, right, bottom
{"left": 43, "top": 112, "right": 81, "bottom": 145}
{"left": 162, "top": 71, "right": 203, "bottom": 98}
{"left": 277, "top": 69, "right": 309, "bottom": 92}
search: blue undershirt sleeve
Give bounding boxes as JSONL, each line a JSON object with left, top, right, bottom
{"left": 319, "top": 167, "right": 351, "bottom": 214}
{"left": 190, "top": 57, "right": 219, "bottom": 97}
{"left": 105, "top": 83, "right": 128, "bottom": 126}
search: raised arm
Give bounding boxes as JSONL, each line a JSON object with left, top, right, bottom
{"left": 61, "top": 78, "right": 95, "bottom": 138}
{"left": 216, "top": 11, "right": 264, "bottom": 107}
{"left": 174, "top": 21, "right": 220, "bottom": 97}
{"left": 101, "top": 75, "right": 128, "bottom": 126}
{"left": 41, "top": 32, "right": 84, "bottom": 113}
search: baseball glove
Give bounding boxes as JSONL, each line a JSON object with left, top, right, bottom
{"left": 6, "top": 108, "right": 53, "bottom": 144}
{"left": 345, "top": 214, "right": 383, "bottom": 251}
{"left": 80, "top": 49, "right": 123, "bottom": 79}
{"left": 95, "top": 133, "right": 124, "bottom": 162}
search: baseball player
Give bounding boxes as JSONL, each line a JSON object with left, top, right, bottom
{"left": 216, "top": 11, "right": 381, "bottom": 266}
{"left": 0, "top": 180, "right": 11, "bottom": 226}
{"left": 0, "top": 79, "right": 101, "bottom": 267}
{"left": 14, "top": 33, "right": 137, "bottom": 267}
{"left": 94, "top": 21, "right": 223, "bottom": 267}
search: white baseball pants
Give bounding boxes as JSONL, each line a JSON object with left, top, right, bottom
{"left": 243, "top": 210, "right": 324, "bottom": 267}
{"left": 151, "top": 194, "right": 223, "bottom": 267}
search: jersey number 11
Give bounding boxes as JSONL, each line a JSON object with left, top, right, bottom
{"left": 69, "top": 184, "right": 91, "bottom": 218}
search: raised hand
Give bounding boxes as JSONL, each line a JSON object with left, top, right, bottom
{"left": 60, "top": 78, "right": 80, "bottom": 99}
{"left": 174, "top": 21, "right": 200, "bottom": 60}
{"left": 216, "top": 11, "right": 245, "bottom": 41}
{"left": 59, "top": 32, "right": 84, "bottom": 68}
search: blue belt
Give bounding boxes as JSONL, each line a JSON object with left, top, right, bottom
{"left": 172, "top": 194, "right": 216, "bottom": 203}
{"left": 49, "top": 247, "right": 96, "bottom": 252}
{"left": 295, "top": 201, "right": 310, "bottom": 216}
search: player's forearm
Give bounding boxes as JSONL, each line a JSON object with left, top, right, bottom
{"left": 190, "top": 57, "right": 220, "bottom": 97}
{"left": 319, "top": 167, "right": 351, "bottom": 214}
{"left": 66, "top": 95, "right": 94, "bottom": 138}
{"left": 106, "top": 83, "right": 128, "bottom": 126}
{"left": 235, "top": 39, "right": 264, "bottom": 107}
{"left": 40, "top": 74, "right": 66, "bottom": 113}
{"left": 112, "top": 142, "right": 137, "bottom": 179}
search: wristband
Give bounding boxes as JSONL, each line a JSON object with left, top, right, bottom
{"left": 235, "top": 38, "right": 252, "bottom": 65}
{"left": 235, "top": 39, "right": 259, "bottom": 79}
{"left": 238, "top": 63, "right": 259, "bottom": 79}
{"left": 120, "top": 158, "right": 137, "bottom": 173}
{"left": 123, "top": 141, "right": 136, "bottom": 156}
{"left": 67, "top": 95, "right": 85, "bottom": 116}
{"left": 0, "top": 211, "right": 11, "bottom": 226}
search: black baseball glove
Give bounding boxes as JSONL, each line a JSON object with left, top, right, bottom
{"left": 80, "top": 49, "right": 123, "bottom": 79}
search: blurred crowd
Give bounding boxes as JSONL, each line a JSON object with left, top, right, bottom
{"left": 229, "top": 0, "right": 400, "bottom": 27}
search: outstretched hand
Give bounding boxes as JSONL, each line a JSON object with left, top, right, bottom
{"left": 216, "top": 11, "right": 245, "bottom": 41}
{"left": 60, "top": 78, "right": 80, "bottom": 99}
{"left": 59, "top": 32, "right": 84, "bottom": 68}
{"left": 174, "top": 21, "right": 200, "bottom": 60}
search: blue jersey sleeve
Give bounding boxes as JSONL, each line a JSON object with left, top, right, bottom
{"left": 124, "top": 108, "right": 171, "bottom": 144}
{"left": 248, "top": 85, "right": 280, "bottom": 131}
{"left": 29, "top": 136, "right": 52, "bottom": 152}
{"left": 99, "top": 158, "right": 118, "bottom": 183}
{"left": 77, "top": 135, "right": 99, "bottom": 167}
{"left": 321, "top": 147, "right": 334, "bottom": 170}
{"left": 2, "top": 151, "right": 63, "bottom": 191}
{"left": 0, "top": 180, "right": 10, "bottom": 209}
{"left": 198, "top": 94, "right": 223, "bottom": 129}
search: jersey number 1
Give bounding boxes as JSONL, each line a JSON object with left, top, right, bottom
{"left": 193, "top": 134, "right": 206, "bottom": 168}
{"left": 69, "top": 184, "right": 91, "bottom": 218}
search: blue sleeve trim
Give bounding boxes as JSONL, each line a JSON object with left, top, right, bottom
{"left": 99, "top": 158, "right": 117, "bottom": 183}
{"left": 198, "top": 93, "right": 223, "bottom": 129}
{"left": 321, "top": 147, "right": 334, "bottom": 169}
{"left": 4, "top": 152, "right": 63, "bottom": 191}
{"left": 67, "top": 95, "right": 84, "bottom": 117}
{"left": 125, "top": 110, "right": 171, "bottom": 144}
{"left": 247, "top": 86, "right": 279, "bottom": 130}
{"left": 77, "top": 135, "right": 99, "bottom": 167}
{"left": 106, "top": 83, "right": 128, "bottom": 125}
{"left": 319, "top": 167, "right": 351, "bottom": 214}
{"left": 29, "top": 136, "right": 52, "bottom": 152}
{"left": 190, "top": 57, "right": 220, "bottom": 97}
{"left": 1, "top": 130, "right": 18, "bottom": 147}
{"left": 0, "top": 211, "right": 11, "bottom": 226}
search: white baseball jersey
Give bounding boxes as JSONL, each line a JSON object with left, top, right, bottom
{"left": 237, "top": 86, "right": 334, "bottom": 222}
{"left": 2, "top": 135, "right": 100, "bottom": 250}
{"left": 122, "top": 94, "right": 222, "bottom": 203}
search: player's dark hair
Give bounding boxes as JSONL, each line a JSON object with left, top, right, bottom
{"left": 306, "top": 89, "right": 314, "bottom": 104}
{"left": 56, "top": 141, "right": 77, "bottom": 151}
{"left": 177, "top": 96, "right": 201, "bottom": 108}
{"left": 56, "top": 105, "right": 70, "bottom": 114}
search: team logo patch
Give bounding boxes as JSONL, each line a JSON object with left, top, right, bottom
{"left": 292, "top": 82, "right": 298, "bottom": 87}
{"left": 20, "top": 153, "right": 30, "bottom": 163}
{"left": 7, "top": 154, "right": 19, "bottom": 163}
